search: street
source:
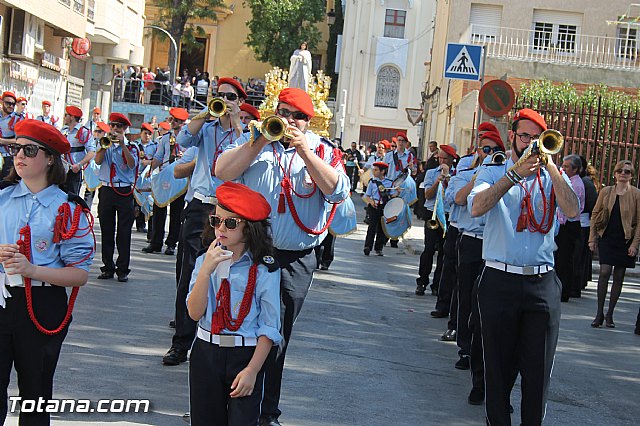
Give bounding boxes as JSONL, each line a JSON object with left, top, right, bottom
{"left": 6, "top": 194, "right": 640, "bottom": 425}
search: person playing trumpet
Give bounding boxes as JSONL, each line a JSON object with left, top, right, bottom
{"left": 60, "top": 106, "right": 96, "bottom": 195}
{"left": 362, "top": 161, "right": 395, "bottom": 256}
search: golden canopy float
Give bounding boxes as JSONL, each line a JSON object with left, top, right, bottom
{"left": 259, "top": 67, "right": 333, "bottom": 137}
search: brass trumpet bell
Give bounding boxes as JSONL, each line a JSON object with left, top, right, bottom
{"left": 491, "top": 150, "right": 507, "bottom": 165}
{"left": 208, "top": 98, "right": 227, "bottom": 118}
{"left": 252, "top": 116, "right": 294, "bottom": 142}
{"left": 99, "top": 135, "right": 118, "bottom": 150}
{"left": 535, "top": 129, "right": 564, "bottom": 157}
{"left": 426, "top": 219, "right": 440, "bottom": 230}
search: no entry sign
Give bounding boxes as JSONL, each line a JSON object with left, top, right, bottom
{"left": 478, "top": 80, "right": 515, "bottom": 117}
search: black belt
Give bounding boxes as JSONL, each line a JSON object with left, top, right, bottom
{"left": 70, "top": 146, "right": 85, "bottom": 153}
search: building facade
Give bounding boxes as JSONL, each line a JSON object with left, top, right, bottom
{"left": 335, "top": 0, "right": 435, "bottom": 150}
{"left": 424, "top": 0, "right": 640, "bottom": 156}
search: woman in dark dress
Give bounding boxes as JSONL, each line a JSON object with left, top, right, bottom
{"left": 588, "top": 160, "right": 640, "bottom": 328}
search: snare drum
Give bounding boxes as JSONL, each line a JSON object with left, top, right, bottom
{"left": 382, "top": 197, "right": 412, "bottom": 239}
{"left": 329, "top": 196, "right": 358, "bottom": 237}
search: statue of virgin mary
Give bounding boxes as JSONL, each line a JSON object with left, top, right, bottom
{"left": 288, "top": 41, "right": 312, "bottom": 92}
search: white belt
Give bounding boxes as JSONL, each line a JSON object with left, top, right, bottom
{"left": 105, "top": 182, "right": 132, "bottom": 188}
{"left": 449, "top": 221, "right": 458, "bottom": 227}
{"left": 193, "top": 192, "right": 217, "bottom": 205}
{"left": 486, "top": 260, "right": 553, "bottom": 276}
{"left": 197, "top": 327, "right": 257, "bottom": 347}
{"left": 462, "top": 231, "right": 483, "bottom": 240}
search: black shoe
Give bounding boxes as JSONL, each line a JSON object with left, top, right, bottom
{"left": 468, "top": 387, "right": 484, "bottom": 405}
{"left": 169, "top": 320, "right": 176, "bottom": 328}
{"left": 390, "top": 240, "right": 399, "bottom": 248}
{"left": 142, "top": 245, "right": 161, "bottom": 253}
{"left": 117, "top": 273, "right": 129, "bottom": 282}
{"left": 165, "top": 246, "right": 175, "bottom": 255}
{"left": 415, "top": 284, "right": 426, "bottom": 296}
{"left": 455, "top": 356, "right": 470, "bottom": 370}
{"left": 364, "top": 248, "right": 371, "bottom": 256}
{"left": 162, "top": 347, "right": 187, "bottom": 365}
{"left": 431, "top": 287, "right": 438, "bottom": 296}
{"left": 441, "top": 329, "right": 457, "bottom": 341}
{"left": 97, "top": 271, "right": 114, "bottom": 280}
{"left": 635, "top": 326, "right": 640, "bottom": 335}
{"left": 570, "top": 290, "right": 581, "bottom": 298}
{"left": 320, "top": 265, "right": 329, "bottom": 270}
{"left": 431, "top": 310, "right": 449, "bottom": 318}
{"left": 375, "top": 250, "right": 384, "bottom": 256}
{"left": 259, "top": 415, "right": 281, "bottom": 426}
{"left": 136, "top": 227, "right": 148, "bottom": 233}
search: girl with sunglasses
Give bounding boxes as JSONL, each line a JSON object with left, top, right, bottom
{"left": 187, "top": 181, "right": 281, "bottom": 425}
{"left": 0, "top": 119, "right": 94, "bottom": 424}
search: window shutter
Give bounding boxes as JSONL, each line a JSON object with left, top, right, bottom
{"left": 532, "top": 10, "right": 583, "bottom": 28}
{"left": 469, "top": 3, "right": 502, "bottom": 37}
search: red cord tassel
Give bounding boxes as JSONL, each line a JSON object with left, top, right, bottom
{"left": 516, "top": 198, "right": 528, "bottom": 232}
{"left": 52, "top": 214, "right": 64, "bottom": 243}
{"left": 278, "top": 191, "right": 286, "bottom": 213}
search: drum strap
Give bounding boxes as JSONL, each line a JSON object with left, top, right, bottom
{"left": 392, "top": 152, "right": 403, "bottom": 172}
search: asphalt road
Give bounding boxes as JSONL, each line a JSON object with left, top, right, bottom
{"left": 6, "top": 194, "right": 640, "bottom": 425}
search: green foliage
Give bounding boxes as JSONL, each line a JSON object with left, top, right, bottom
{"left": 153, "top": 0, "right": 224, "bottom": 49}
{"left": 243, "top": 0, "right": 326, "bottom": 68}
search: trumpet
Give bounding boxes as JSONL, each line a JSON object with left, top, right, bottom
{"left": 208, "top": 98, "right": 227, "bottom": 118}
{"left": 248, "top": 116, "right": 294, "bottom": 145}
{"left": 426, "top": 211, "right": 440, "bottom": 230}
{"left": 490, "top": 150, "right": 507, "bottom": 165}
{"left": 510, "top": 129, "right": 563, "bottom": 171}
{"left": 99, "top": 134, "right": 119, "bottom": 149}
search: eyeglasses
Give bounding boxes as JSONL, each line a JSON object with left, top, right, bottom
{"left": 216, "top": 92, "right": 239, "bottom": 101}
{"left": 209, "top": 215, "right": 244, "bottom": 230}
{"left": 391, "top": 144, "right": 397, "bottom": 148}
{"left": 168, "top": 117, "right": 184, "bottom": 124}
{"left": 277, "top": 108, "right": 309, "bottom": 121}
{"left": 616, "top": 169, "right": 632, "bottom": 175}
{"left": 481, "top": 146, "right": 503, "bottom": 154}
{"left": 109, "top": 122, "right": 125, "bottom": 129}
{"left": 7, "top": 143, "right": 46, "bottom": 158}
{"left": 515, "top": 133, "right": 541, "bottom": 143}
{"left": 3, "top": 100, "right": 16, "bottom": 107}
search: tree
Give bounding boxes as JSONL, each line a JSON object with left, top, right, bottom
{"left": 244, "top": 0, "right": 326, "bottom": 69}
{"left": 153, "top": 0, "right": 224, "bottom": 80}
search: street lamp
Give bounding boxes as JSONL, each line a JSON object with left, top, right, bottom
{"left": 327, "top": 9, "right": 336, "bottom": 26}
{"left": 144, "top": 25, "right": 178, "bottom": 85}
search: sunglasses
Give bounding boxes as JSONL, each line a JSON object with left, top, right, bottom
{"left": 277, "top": 108, "right": 309, "bottom": 121}
{"left": 216, "top": 92, "right": 239, "bottom": 101}
{"left": 3, "top": 101, "right": 16, "bottom": 107}
{"left": 616, "top": 169, "right": 632, "bottom": 175}
{"left": 209, "top": 215, "right": 244, "bottom": 230}
{"left": 481, "top": 146, "right": 503, "bottom": 154}
{"left": 168, "top": 117, "right": 184, "bottom": 124}
{"left": 7, "top": 143, "right": 46, "bottom": 157}
{"left": 109, "top": 122, "right": 125, "bottom": 129}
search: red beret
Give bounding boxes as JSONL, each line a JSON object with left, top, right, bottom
{"left": 109, "top": 112, "right": 132, "bottom": 127}
{"left": 372, "top": 161, "right": 389, "bottom": 170}
{"left": 93, "top": 107, "right": 101, "bottom": 114}
{"left": 96, "top": 121, "right": 110, "bottom": 133}
{"left": 396, "top": 132, "right": 409, "bottom": 142}
{"left": 240, "top": 103, "right": 261, "bottom": 120}
{"left": 16, "top": 97, "right": 27, "bottom": 104}
{"left": 278, "top": 88, "right": 315, "bottom": 119}
{"left": 41, "top": 100, "right": 52, "bottom": 107}
{"left": 216, "top": 77, "right": 248, "bottom": 99}
{"left": 513, "top": 108, "right": 547, "bottom": 131}
{"left": 216, "top": 182, "right": 271, "bottom": 221}
{"left": 15, "top": 119, "right": 70, "bottom": 155}
{"left": 391, "top": 137, "right": 397, "bottom": 144}
{"left": 480, "top": 131, "right": 505, "bottom": 151}
{"left": 65, "top": 105, "right": 83, "bottom": 119}
{"left": 478, "top": 122, "right": 498, "bottom": 134}
{"left": 1, "top": 91, "right": 16, "bottom": 101}
{"left": 380, "top": 139, "right": 391, "bottom": 149}
{"left": 141, "top": 122, "right": 154, "bottom": 133}
{"left": 439, "top": 144, "right": 458, "bottom": 159}
{"left": 158, "top": 121, "right": 171, "bottom": 131}
{"left": 169, "top": 107, "right": 189, "bottom": 121}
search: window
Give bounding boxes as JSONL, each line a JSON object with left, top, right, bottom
{"left": 531, "top": 10, "right": 582, "bottom": 54}
{"left": 617, "top": 26, "right": 638, "bottom": 60}
{"left": 469, "top": 3, "right": 503, "bottom": 42}
{"left": 375, "top": 66, "right": 400, "bottom": 108}
{"left": 384, "top": 9, "right": 406, "bottom": 39}
{"left": 533, "top": 22, "right": 554, "bottom": 51}
{"left": 73, "top": 0, "right": 85, "bottom": 15}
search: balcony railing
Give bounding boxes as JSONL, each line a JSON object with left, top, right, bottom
{"left": 465, "top": 24, "right": 640, "bottom": 71}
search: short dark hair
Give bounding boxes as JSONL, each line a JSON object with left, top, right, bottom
{"left": 428, "top": 141, "right": 437, "bottom": 146}
{"left": 4, "top": 149, "right": 67, "bottom": 186}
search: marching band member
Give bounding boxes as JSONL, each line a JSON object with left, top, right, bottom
{"left": 216, "top": 87, "right": 349, "bottom": 426}
{"left": 36, "top": 100, "right": 60, "bottom": 128}
{"left": 162, "top": 78, "right": 245, "bottom": 366}
{"left": 134, "top": 123, "right": 158, "bottom": 234}
{"left": 415, "top": 145, "right": 457, "bottom": 296}
{"left": 383, "top": 132, "right": 416, "bottom": 181}
{"left": 0, "top": 119, "right": 94, "bottom": 425}
{"left": 14, "top": 98, "right": 33, "bottom": 121}
{"left": 240, "top": 103, "right": 261, "bottom": 126}
{"left": 187, "top": 182, "right": 281, "bottom": 425}
{"left": 88, "top": 107, "right": 102, "bottom": 132}
{"left": 94, "top": 113, "right": 139, "bottom": 283}
{"left": 60, "top": 106, "right": 96, "bottom": 194}
{"left": 363, "top": 141, "right": 388, "bottom": 170}
{"left": 362, "top": 162, "right": 394, "bottom": 256}
{"left": 468, "top": 109, "right": 578, "bottom": 425}
{"left": 0, "top": 91, "right": 18, "bottom": 179}
{"left": 143, "top": 108, "right": 188, "bottom": 255}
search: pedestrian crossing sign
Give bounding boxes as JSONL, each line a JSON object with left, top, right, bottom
{"left": 444, "top": 43, "right": 483, "bottom": 81}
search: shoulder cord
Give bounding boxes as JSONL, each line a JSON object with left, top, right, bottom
{"left": 515, "top": 169, "right": 555, "bottom": 234}
{"left": 211, "top": 263, "right": 258, "bottom": 333}
{"left": 17, "top": 204, "right": 96, "bottom": 335}
{"left": 210, "top": 125, "right": 232, "bottom": 177}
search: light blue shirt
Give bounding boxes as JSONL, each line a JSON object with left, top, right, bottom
{"left": 0, "top": 181, "right": 94, "bottom": 274}
{"left": 457, "top": 154, "right": 475, "bottom": 171}
{"left": 154, "top": 131, "right": 184, "bottom": 167}
{"left": 364, "top": 154, "right": 385, "bottom": 170}
{"left": 141, "top": 141, "right": 158, "bottom": 160}
{"left": 187, "top": 250, "right": 282, "bottom": 344}
{"left": 468, "top": 158, "right": 573, "bottom": 267}
{"left": 61, "top": 123, "right": 95, "bottom": 165}
{"left": 452, "top": 167, "right": 485, "bottom": 235}
{"left": 177, "top": 120, "right": 234, "bottom": 197}
{"left": 383, "top": 149, "right": 415, "bottom": 181}
{"left": 176, "top": 146, "right": 198, "bottom": 202}
{"left": 226, "top": 131, "right": 350, "bottom": 250}
{"left": 365, "top": 177, "right": 394, "bottom": 204}
{"left": 0, "top": 112, "right": 16, "bottom": 156}
{"left": 98, "top": 139, "right": 139, "bottom": 186}
{"left": 35, "top": 115, "right": 61, "bottom": 128}
{"left": 423, "top": 166, "right": 442, "bottom": 210}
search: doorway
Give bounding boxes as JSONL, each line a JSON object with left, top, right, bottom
{"left": 178, "top": 37, "right": 207, "bottom": 82}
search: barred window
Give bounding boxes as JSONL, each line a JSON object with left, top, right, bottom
{"left": 375, "top": 66, "right": 400, "bottom": 109}
{"left": 384, "top": 9, "right": 406, "bottom": 39}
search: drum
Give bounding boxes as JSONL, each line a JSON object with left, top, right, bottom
{"left": 382, "top": 197, "right": 412, "bottom": 239}
{"left": 397, "top": 174, "right": 418, "bottom": 206}
{"left": 151, "top": 162, "right": 189, "bottom": 208}
{"left": 83, "top": 160, "right": 102, "bottom": 191}
{"left": 360, "top": 168, "right": 371, "bottom": 188}
{"left": 329, "top": 196, "right": 358, "bottom": 237}
{"left": 134, "top": 165, "right": 153, "bottom": 207}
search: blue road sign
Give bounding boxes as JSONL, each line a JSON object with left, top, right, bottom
{"left": 444, "top": 43, "right": 483, "bottom": 81}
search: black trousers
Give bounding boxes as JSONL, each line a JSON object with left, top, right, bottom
{"left": 478, "top": 267, "right": 561, "bottom": 426}
{"left": 417, "top": 209, "right": 445, "bottom": 291}
{"left": 314, "top": 233, "right": 335, "bottom": 268}
{"left": 172, "top": 199, "right": 211, "bottom": 352}
{"left": 0, "top": 156, "right": 13, "bottom": 180}
{"left": 261, "top": 248, "right": 316, "bottom": 419}
{"left": 435, "top": 225, "right": 459, "bottom": 316}
{"left": 0, "top": 286, "right": 69, "bottom": 426}
{"left": 554, "top": 221, "right": 582, "bottom": 300}
{"left": 469, "top": 271, "right": 485, "bottom": 391}
{"left": 579, "top": 226, "right": 592, "bottom": 289}
{"left": 364, "top": 205, "right": 387, "bottom": 251}
{"left": 189, "top": 338, "right": 264, "bottom": 426}
{"left": 60, "top": 170, "right": 82, "bottom": 195}
{"left": 150, "top": 194, "right": 185, "bottom": 249}
{"left": 456, "top": 235, "right": 483, "bottom": 358}
{"left": 345, "top": 165, "right": 359, "bottom": 191}
{"left": 98, "top": 186, "right": 135, "bottom": 275}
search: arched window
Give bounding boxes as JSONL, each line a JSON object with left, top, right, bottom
{"left": 375, "top": 66, "right": 400, "bottom": 108}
